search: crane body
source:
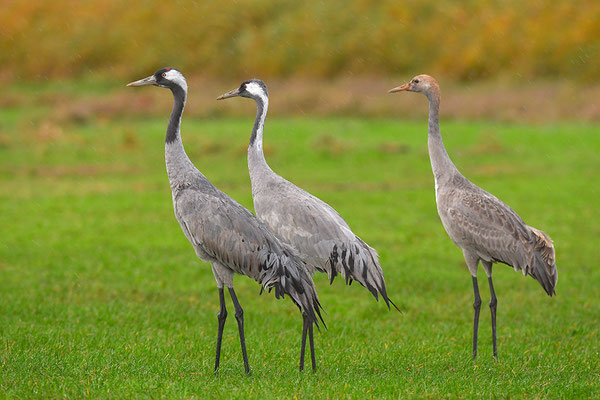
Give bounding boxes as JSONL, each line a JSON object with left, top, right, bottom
{"left": 217, "top": 80, "right": 395, "bottom": 309}
{"left": 390, "top": 75, "right": 558, "bottom": 358}
{"left": 128, "top": 69, "right": 323, "bottom": 373}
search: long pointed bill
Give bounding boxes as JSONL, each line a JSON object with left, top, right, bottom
{"left": 126, "top": 75, "right": 157, "bottom": 87}
{"left": 216, "top": 87, "right": 241, "bottom": 100}
{"left": 388, "top": 83, "right": 410, "bottom": 93}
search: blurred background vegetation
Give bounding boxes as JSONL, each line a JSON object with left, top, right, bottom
{"left": 1, "top": 0, "right": 598, "bottom": 82}
{"left": 1, "top": 0, "right": 598, "bottom": 121}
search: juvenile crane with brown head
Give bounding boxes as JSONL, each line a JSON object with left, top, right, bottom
{"left": 390, "top": 74, "right": 558, "bottom": 359}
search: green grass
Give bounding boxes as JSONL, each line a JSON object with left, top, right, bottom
{"left": 1, "top": 110, "right": 599, "bottom": 398}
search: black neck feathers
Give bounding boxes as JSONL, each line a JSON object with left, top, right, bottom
{"left": 166, "top": 85, "right": 186, "bottom": 144}
{"left": 249, "top": 96, "right": 265, "bottom": 147}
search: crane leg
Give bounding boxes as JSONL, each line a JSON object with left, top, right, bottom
{"left": 488, "top": 276, "right": 498, "bottom": 359}
{"left": 308, "top": 318, "right": 316, "bottom": 372}
{"left": 228, "top": 287, "right": 251, "bottom": 375}
{"left": 299, "top": 313, "right": 308, "bottom": 371}
{"left": 299, "top": 313, "right": 317, "bottom": 372}
{"left": 214, "top": 288, "right": 227, "bottom": 372}
{"left": 472, "top": 276, "right": 482, "bottom": 359}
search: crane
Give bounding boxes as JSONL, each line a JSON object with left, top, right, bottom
{"left": 217, "top": 80, "right": 396, "bottom": 310}
{"left": 389, "top": 74, "right": 558, "bottom": 358}
{"left": 127, "top": 68, "right": 324, "bottom": 374}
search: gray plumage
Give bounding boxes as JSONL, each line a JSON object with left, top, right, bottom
{"left": 218, "top": 79, "right": 394, "bottom": 308}
{"left": 390, "top": 74, "right": 557, "bottom": 358}
{"left": 171, "top": 166, "right": 323, "bottom": 311}
{"left": 438, "top": 180, "right": 557, "bottom": 294}
{"left": 128, "top": 68, "right": 323, "bottom": 374}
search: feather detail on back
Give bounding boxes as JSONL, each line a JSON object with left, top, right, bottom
{"left": 438, "top": 180, "right": 558, "bottom": 296}
{"left": 252, "top": 174, "right": 394, "bottom": 309}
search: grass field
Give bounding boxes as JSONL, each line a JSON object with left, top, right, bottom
{"left": 1, "top": 101, "right": 599, "bottom": 398}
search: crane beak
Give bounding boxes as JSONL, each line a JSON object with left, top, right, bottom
{"left": 216, "top": 88, "right": 241, "bottom": 100}
{"left": 126, "top": 75, "right": 157, "bottom": 87}
{"left": 388, "top": 83, "right": 410, "bottom": 93}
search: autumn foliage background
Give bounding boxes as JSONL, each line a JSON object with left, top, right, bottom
{"left": 1, "top": 0, "right": 598, "bottom": 83}
{"left": 1, "top": 0, "right": 598, "bottom": 124}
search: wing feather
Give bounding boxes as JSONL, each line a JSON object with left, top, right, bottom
{"left": 254, "top": 178, "right": 394, "bottom": 308}
{"left": 174, "top": 187, "right": 325, "bottom": 323}
{"left": 443, "top": 188, "right": 557, "bottom": 295}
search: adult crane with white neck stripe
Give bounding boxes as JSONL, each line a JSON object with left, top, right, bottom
{"left": 389, "top": 74, "right": 558, "bottom": 359}
{"left": 217, "top": 79, "right": 396, "bottom": 311}
{"left": 127, "top": 68, "right": 324, "bottom": 374}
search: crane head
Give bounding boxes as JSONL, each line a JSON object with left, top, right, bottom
{"left": 217, "top": 79, "right": 268, "bottom": 102}
{"left": 127, "top": 68, "right": 187, "bottom": 92}
{"left": 388, "top": 74, "right": 439, "bottom": 95}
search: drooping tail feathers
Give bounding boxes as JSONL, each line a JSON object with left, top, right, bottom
{"left": 328, "top": 237, "right": 398, "bottom": 311}
{"left": 257, "top": 249, "right": 325, "bottom": 329}
{"left": 527, "top": 227, "right": 558, "bottom": 296}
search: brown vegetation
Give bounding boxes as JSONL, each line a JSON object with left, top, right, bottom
{"left": 0, "top": 1, "right": 598, "bottom": 82}
{"left": 7, "top": 76, "right": 600, "bottom": 122}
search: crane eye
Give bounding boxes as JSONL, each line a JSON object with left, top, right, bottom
{"left": 162, "top": 72, "right": 167, "bottom": 78}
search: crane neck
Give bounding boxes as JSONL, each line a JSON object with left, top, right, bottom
{"left": 164, "top": 84, "right": 196, "bottom": 186}
{"left": 248, "top": 95, "right": 273, "bottom": 175}
{"left": 426, "top": 89, "right": 458, "bottom": 187}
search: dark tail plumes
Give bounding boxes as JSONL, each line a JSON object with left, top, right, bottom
{"left": 258, "top": 250, "right": 325, "bottom": 329}
{"left": 528, "top": 227, "right": 558, "bottom": 296}
{"left": 329, "top": 238, "right": 398, "bottom": 311}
